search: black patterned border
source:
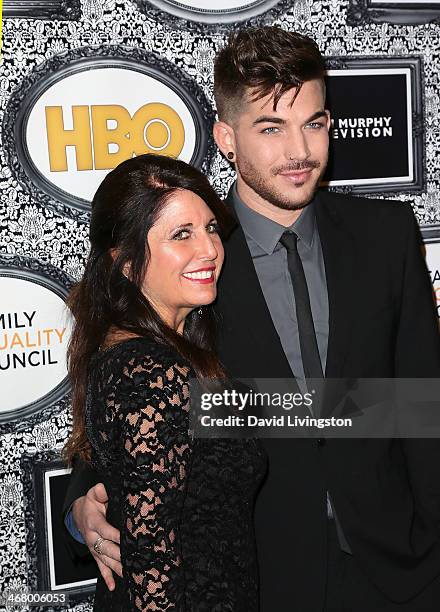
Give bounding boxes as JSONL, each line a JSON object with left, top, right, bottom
{"left": 0, "top": 253, "right": 74, "bottom": 433}
{"left": 347, "top": 0, "right": 440, "bottom": 25}
{"left": 324, "top": 56, "right": 425, "bottom": 196}
{"left": 3, "top": 0, "right": 81, "bottom": 21}
{"left": 134, "top": 0, "right": 292, "bottom": 32}
{"left": 21, "top": 450, "right": 97, "bottom": 605}
{"left": 3, "top": 45, "right": 217, "bottom": 223}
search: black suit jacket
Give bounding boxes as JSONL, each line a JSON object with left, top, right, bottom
{"left": 63, "top": 189, "right": 440, "bottom": 611}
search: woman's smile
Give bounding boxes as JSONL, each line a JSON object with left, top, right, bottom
{"left": 182, "top": 266, "right": 216, "bottom": 283}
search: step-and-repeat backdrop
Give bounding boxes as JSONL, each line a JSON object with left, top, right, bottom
{"left": 0, "top": 1, "right": 439, "bottom": 608}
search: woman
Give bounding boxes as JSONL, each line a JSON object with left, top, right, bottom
{"left": 63, "top": 154, "right": 267, "bottom": 611}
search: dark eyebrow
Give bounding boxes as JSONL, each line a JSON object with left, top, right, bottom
{"left": 305, "top": 111, "right": 327, "bottom": 123}
{"left": 252, "top": 110, "right": 327, "bottom": 127}
{"left": 252, "top": 116, "right": 287, "bottom": 126}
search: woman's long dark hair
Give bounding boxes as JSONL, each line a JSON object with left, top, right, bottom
{"left": 63, "top": 154, "right": 234, "bottom": 466}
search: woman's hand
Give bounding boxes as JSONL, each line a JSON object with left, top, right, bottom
{"left": 72, "top": 483, "right": 122, "bottom": 590}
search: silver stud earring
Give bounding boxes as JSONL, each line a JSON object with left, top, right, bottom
{"left": 198, "top": 306, "right": 203, "bottom": 316}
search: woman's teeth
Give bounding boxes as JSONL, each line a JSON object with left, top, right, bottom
{"left": 183, "top": 270, "right": 213, "bottom": 280}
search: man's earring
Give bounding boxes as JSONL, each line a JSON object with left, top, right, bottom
{"left": 227, "top": 152, "right": 234, "bottom": 161}
{"left": 198, "top": 306, "right": 203, "bottom": 316}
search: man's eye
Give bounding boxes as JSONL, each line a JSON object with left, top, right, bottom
{"left": 306, "top": 122, "right": 324, "bottom": 129}
{"left": 262, "top": 127, "right": 280, "bottom": 134}
{"left": 172, "top": 229, "right": 190, "bottom": 240}
{"left": 207, "top": 222, "right": 219, "bottom": 234}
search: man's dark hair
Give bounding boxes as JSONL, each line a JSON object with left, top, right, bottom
{"left": 214, "top": 26, "right": 326, "bottom": 122}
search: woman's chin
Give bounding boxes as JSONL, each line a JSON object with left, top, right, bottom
{"left": 186, "top": 289, "right": 217, "bottom": 308}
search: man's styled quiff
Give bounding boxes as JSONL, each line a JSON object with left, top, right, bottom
{"left": 214, "top": 26, "right": 326, "bottom": 123}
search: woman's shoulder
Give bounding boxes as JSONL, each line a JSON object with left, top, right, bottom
{"left": 88, "top": 337, "right": 193, "bottom": 428}
{"left": 92, "top": 336, "right": 192, "bottom": 381}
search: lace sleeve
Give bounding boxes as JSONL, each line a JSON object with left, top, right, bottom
{"left": 119, "top": 352, "right": 192, "bottom": 611}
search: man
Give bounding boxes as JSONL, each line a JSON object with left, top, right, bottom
{"left": 63, "top": 27, "right": 440, "bottom": 611}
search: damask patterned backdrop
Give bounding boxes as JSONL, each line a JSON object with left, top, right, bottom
{"left": 0, "top": 0, "right": 439, "bottom": 609}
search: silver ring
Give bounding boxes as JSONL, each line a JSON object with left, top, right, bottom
{"left": 93, "top": 536, "right": 106, "bottom": 555}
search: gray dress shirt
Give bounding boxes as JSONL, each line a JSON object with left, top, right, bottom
{"left": 230, "top": 184, "right": 329, "bottom": 393}
{"left": 230, "top": 185, "right": 352, "bottom": 554}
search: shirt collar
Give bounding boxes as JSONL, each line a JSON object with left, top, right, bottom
{"left": 230, "top": 182, "right": 316, "bottom": 255}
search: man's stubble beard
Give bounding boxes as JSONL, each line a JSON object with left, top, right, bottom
{"left": 236, "top": 155, "right": 328, "bottom": 212}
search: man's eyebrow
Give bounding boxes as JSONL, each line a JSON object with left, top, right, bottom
{"left": 252, "top": 110, "right": 327, "bottom": 127}
{"left": 252, "top": 116, "right": 287, "bottom": 126}
{"left": 304, "top": 110, "right": 327, "bottom": 123}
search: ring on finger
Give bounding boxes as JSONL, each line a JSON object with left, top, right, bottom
{"left": 93, "top": 536, "right": 106, "bottom": 555}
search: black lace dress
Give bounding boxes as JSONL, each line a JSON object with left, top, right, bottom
{"left": 85, "top": 337, "right": 267, "bottom": 611}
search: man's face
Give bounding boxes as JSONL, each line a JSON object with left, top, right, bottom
{"left": 224, "top": 79, "right": 330, "bottom": 211}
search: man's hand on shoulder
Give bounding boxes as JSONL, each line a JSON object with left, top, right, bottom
{"left": 72, "top": 483, "right": 122, "bottom": 590}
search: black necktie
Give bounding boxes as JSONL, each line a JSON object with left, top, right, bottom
{"left": 279, "top": 231, "right": 324, "bottom": 380}
{"left": 280, "top": 232, "right": 353, "bottom": 554}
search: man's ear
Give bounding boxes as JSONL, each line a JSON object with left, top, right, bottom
{"left": 213, "top": 121, "right": 237, "bottom": 161}
{"left": 325, "top": 109, "right": 331, "bottom": 131}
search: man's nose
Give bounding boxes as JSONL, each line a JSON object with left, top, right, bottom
{"left": 286, "top": 130, "right": 311, "bottom": 162}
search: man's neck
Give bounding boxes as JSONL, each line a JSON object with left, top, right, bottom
{"left": 236, "top": 175, "right": 307, "bottom": 228}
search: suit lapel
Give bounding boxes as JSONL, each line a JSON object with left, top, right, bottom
{"left": 218, "top": 193, "right": 294, "bottom": 379}
{"left": 315, "top": 192, "right": 357, "bottom": 378}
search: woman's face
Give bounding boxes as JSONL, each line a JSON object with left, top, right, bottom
{"left": 142, "top": 189, "right": 224, "bottom": 331}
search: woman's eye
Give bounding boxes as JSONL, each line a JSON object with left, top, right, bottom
{"left": 207, "top": 222, "right": 219, "bottom": 234}
{"left": 172, "top": 229, "right": 190, "bottom": 240}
